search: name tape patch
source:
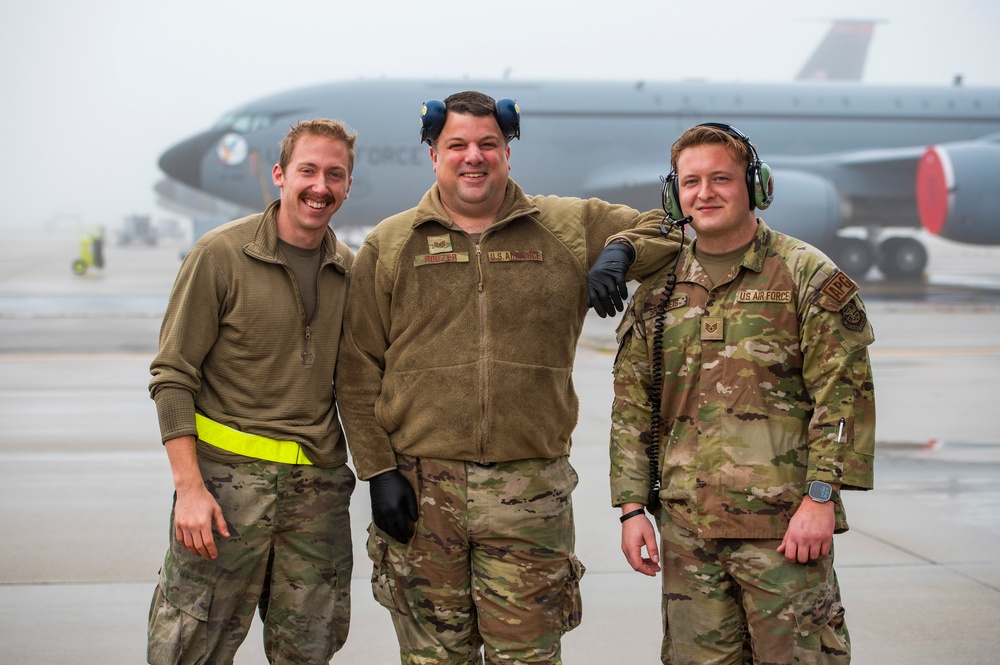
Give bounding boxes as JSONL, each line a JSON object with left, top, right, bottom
{"left": 414, "top": 252, "right": 470, "bottom": 267}
{"left": 666, "top": 294, "right": 688, "bottom": 310}
{"left": 487, "top": 250, "right": 543, "bottom": 262}
{"left": 737, "top": 290, "right": 792, "bottom": 303}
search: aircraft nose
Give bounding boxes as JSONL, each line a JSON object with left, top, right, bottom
{"left": 158, "top": 129, "right": 230, "bottom": 189}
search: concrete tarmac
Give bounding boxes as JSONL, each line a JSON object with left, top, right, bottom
{"left": 1, "top": 229, "right": 999, "bottom": 664}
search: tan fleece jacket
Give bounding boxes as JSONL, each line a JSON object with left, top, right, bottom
{"left": 336, "top": 180, "right": 681, "bottom": 479}
{"left": 149, "top": 200, "right": 354, "bottom": 468}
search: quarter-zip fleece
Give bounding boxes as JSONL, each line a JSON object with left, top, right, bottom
{"left": 149, "top": 200, "right": 354, "bottom": 468}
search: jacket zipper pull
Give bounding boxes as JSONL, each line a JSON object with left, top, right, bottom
{"left": 476, "top": 245, "right": 484, "bottom": 292}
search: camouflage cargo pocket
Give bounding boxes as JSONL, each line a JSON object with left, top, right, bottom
{"left": 366, "top": 524, "right": 399, "bottom": 611}
{"left": 146, "top": 552, "right": 214, "bottom": 665}
{"left": 559, "top": 554, "right": 586, "bottom": 633}
{"left": 790, "top": 575, "right": 851, "bottom": 664}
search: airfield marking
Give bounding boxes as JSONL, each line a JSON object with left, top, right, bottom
{"left": 3, "top": 347, "right": 1000, "bottom": 363}
{"left": 0, "top": 353, "right": 154, "bottom": 362}
{"left": 576, "top": 347, "right": 1000, "bottom": 359}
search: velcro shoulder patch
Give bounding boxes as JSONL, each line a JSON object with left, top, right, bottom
{"left": 812, "top": 270, "right": 859, "bottom": 312}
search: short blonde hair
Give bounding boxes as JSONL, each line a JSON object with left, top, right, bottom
{"left": 279, "top": 119, "right": 357, "bottom": 175}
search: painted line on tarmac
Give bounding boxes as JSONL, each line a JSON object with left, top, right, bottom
{"left": 869, "top": 347, "right": 1000, "bottom": 357}
{"left": 0, "top": 451, "right": 162, "bottom": 463}
{"left": 0, "top": 353, "right": 154, "bottom": 361}
{"left": 4, "top": 348, "right": 1000, "bottom": 362}
{"left": 577, "top": 347, "right": 1000, "bottom": 358}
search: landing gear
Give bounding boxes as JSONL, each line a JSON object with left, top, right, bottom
{"left": 830, "top": 237, "right": 875, "bottom": 280}
{"left": 831, "top": 230, "right": 929, "bottom": 282}
{"left": 877, "top": 237, "right": 928, "bottom": 281}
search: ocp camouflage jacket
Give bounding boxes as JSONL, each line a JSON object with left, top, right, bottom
{"left": 611, "top": 221, "right": 875, "bottom": 538}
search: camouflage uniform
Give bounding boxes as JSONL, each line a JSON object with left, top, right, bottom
{"left": 367, "top": 456, "right": 584, "bottom": 665}
{"left": 148, "top": 458, "right": 356, "bottom": 665}
{"left": 610, "top": 221, "right": 874, "bottom": 664}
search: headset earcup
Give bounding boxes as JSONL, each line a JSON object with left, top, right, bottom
{"left": 662, "top": 173, "right": 684, "bottom": 220}
{"left": 420, "top": 100, "right": 447, "bottom": 145}
{"left": 495, "top": 98, "right": 520, "bottom": 141}
{"left": 755, "top": 161, "right": 774, "bottom": 210}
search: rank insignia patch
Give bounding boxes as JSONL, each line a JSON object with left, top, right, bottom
{"left": 427, "top": 234, "right": 453, "bottom": 255}
{"left": 701, "top": 316, "right": 724, "bottom": 340}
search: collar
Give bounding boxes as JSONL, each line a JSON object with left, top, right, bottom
{"left": 244, "top": 199, "right": 348, "bottom": 273}
{"left": 410, "top": 180, "right": 540, "bottom": 232}
{"left": 677, "top": 219, "right": 772, "bottom": 284}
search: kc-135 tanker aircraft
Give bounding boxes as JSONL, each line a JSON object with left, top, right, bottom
{"left": 155, "top": 21, "right": 1000, "bottom": 280}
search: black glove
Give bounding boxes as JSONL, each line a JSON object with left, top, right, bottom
{"left": 369, "top": 469, "right": 418, "bottom": 543}
{"left": 587, "top": 242, "right": 635, "bottom": 318}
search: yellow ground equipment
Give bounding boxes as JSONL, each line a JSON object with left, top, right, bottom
{"left": 72, "top": 228, "right": 105, "bottom": 275}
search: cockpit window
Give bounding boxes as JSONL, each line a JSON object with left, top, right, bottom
{"left": 213, "top": 112, "right": 273, "bottom": 133}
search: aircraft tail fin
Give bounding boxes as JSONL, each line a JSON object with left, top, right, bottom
{"left": 796, "top": 20, "right": 878, "bottom": 81}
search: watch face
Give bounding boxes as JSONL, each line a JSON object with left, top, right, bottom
{"left": 809, "top": 481, "right": 833, "bottom": 502}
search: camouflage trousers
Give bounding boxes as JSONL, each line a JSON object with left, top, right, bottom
{"left": 656, "top": 514, "right": 851, "bottom": 665}
{"left": 147, "top": 457, "right": 356, "bottom": 665}
{"left": 367, "top": 455, "right": 585, "bottom": 665}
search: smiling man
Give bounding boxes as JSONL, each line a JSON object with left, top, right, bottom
{"left": 335, "top": 91, "right": 683, "bottom": 665}
{"left": 147, "top": 119, "right": 358, "bottom": 664}
{"left": 610, "top": 123, "right": 876, "bottom": 664}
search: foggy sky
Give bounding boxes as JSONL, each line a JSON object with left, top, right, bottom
{"left": 1, "top": 0, "right": 998, "bottom": 231}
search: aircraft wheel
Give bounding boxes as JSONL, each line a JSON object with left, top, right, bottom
{"left": 877, "top": 237, "right": 928, "bottom": 281}
{"left": 72, "top": 258, "right": 88, "bottom": 275}
{"left": 830, "top": 238, "right": 874, "bottom": 280}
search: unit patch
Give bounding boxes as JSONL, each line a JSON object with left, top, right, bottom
{"left": 840, "top": 300, "right": 866, "bottom": 332}
{"left": 427, "top": 234, "right": 453, "bottom": 254}
{"left": 819, "top": 270, "right": 858, "bottom": 306}
{"left": 701, "top": 316, "right": 724, "bottom": 341}
{"left": 736, "top": 290, "right": 792, "bottom": 303}
{"left": 487, "top": 249, "right": 543, "bottom": 262}
{"left": 414, "top": 252, "right": 470, "bottom": 267}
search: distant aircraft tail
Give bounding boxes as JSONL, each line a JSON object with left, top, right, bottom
{"left": 796, "top": 20, "right": 878, "bottom": 81}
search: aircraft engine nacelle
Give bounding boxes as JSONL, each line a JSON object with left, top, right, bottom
{"left": 758, "top": 170, "right": 843, "bottom": 249}
{"left": 916, "top": 142, "right": 1000, "bottom": 245}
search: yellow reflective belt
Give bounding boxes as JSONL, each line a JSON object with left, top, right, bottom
{"left": 195, "top": 413, "right": 314, "bottom": 465}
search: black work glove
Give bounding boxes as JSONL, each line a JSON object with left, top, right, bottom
{"left": 369, "top": 469, "right": 418, "bottom": 543}
{"left": 587, "top": 241, "right": 635, "bottom": 318}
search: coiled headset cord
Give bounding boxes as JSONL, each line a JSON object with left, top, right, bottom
{"left": 645, "top": 217, "right": 688, "bottom": 511}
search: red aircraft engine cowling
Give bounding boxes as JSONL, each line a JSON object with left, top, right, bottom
{"left": 916, "top": 142, "right": 1000, "bottom": 245}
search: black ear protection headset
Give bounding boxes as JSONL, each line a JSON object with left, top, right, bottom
{"left": 420, "top": 98, "right": 521, "bottom": 145}
{"left": 660, "top": 122, "right": 774, "bottom": 222}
